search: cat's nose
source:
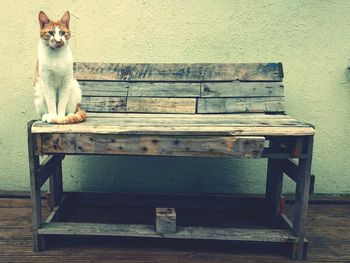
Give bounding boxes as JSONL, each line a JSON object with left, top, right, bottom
{"left": 55, "top": 40, "right": 64, "bottom": 47}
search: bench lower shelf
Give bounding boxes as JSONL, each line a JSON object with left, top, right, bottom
{"left": 38, "top": 222, "right": 298, "bottom": 243}
{"left": 38, "top": 191, "right": 307, "bottom": 259}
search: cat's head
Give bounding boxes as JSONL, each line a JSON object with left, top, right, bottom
{"left": 38, "top": 11, "right": 71, "bottom": 50}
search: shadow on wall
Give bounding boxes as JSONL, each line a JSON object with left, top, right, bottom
{"left": 61, "top": 156, "right": 271, "bottom": 194}
{"left": 345, "top": 64, "right": 350, "bottom": 83}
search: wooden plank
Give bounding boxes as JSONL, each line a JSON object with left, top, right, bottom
{"left": 48, "top": 154, "right": 64, "bottom": 209}
{"left": 127, "top": 97, "right": 196, "bottom": 113}
{"left": 293, "top": 137, "right": 304, "bottom": 158}
{"left": 156, "top": 208, "right": 177, "bottom": 234}
{"left": 270, "top": 137, "right": 307, "bottom": 159}
{"left": 277, "top": 214, "right": 310, "bottom": 259}
{"left": 71, "top": 115, "right": 299, "bottom": 124}
{"left": 128, "top": 82, "right": 200, "bottom": 97}
{"left": 36, "top": 134, "right": 43, "bottom": 155}
{"left": 84, "top": 113, "right": 292, "bottom": 119}
{"left": 38, "top": 222, "right": 298, "bottom": 243}
{"left": 27, "top": 121, "right": 46, "bottom": 252}
{"left": 265, "top": 140, "right": 284, "bottom": 226}
{"left": 197, "top": 97, "right": 285, "bottom": 113}
{"left": 261, "top": 148, "right": 308, "bottom": 159}
{"left": 32, "top": 113, "right": 301, "bottom": 126}
{"left": 201, "top": 82, "right": 284, "bottom": 97}
{"left": 282, "top": 159, "right": 299, "bottom": 182}
{"left": 54, "top": 116, "right": 309, "bottom": 128}
{"left": 79, "top": 81, "right": 128, "bottom": 97}
{"left": 73, "top": 63, "right": 283, "bottom": 81}
{"left": 36, "top": 156, "right": 54, "bottom": 188}
{"left": 292, "top": 136, "right": 314, "bottom": 260}
{"left": 45, "top": 194, "right": 68, "bottom": 223}
{"left": 32, "top": 123, "right": 315, "bottom": 137}
{"left": 40, "top": 134, "right": 265, "bottom": 158}
{"left": 278, "top": 213, "right": 293, "bottom": 230}
{"left": 81, "top": 96, "right": 127, "bottom": 112}
{"left": 37, "top": 155, "right": 64, "bottom": 188}
{"left": 89, "top": 116, "right": 305, "bottom": 125}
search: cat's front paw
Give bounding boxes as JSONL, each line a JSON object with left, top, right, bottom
{"left": 42, "top": 113, "right": 57, "bottom": 123}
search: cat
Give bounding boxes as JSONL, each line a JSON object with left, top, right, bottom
{"left": 34, "top": 11, "right": 86, "bottom": 124}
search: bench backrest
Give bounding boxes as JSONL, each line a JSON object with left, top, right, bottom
{"left": 74, "top": 63, "right": 285, "bottom": 114}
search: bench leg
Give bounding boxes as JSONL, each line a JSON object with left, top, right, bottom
{"left": 291, "top": 136, "right": 314, "bottom": 260}
{"left": 49, "top": 154, "right": 64, "bottom": 209}
{"left": 265, "top": 140, "right": 284, "bottom": 226}
{"left": 28, "top": 122, "right": 46, "bottom": 251}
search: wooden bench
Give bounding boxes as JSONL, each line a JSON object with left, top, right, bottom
{"left": 27, "top": 62, "right": 315, "bottom": 260}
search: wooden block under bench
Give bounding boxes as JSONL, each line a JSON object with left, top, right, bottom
{"left": 155, "top": 208, "right": 177, "bottom": 234}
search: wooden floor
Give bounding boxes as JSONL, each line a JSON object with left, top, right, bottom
{"left": 1, "top": 196, "right": 350, "bottom": 262}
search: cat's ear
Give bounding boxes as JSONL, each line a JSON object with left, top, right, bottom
{"left": 60, "top": 11, "right": 70, "bottom": 28}
{"left": 38, "top": 11, "right": 50, "bottom": 29}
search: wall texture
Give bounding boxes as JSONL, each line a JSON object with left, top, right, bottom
{"left": 0, "top": 0, "right": 349, "bottom": 194}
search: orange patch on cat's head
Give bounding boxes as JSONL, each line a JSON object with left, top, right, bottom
{"left": 38, "top": 11, "right": 71, "bottom": 48}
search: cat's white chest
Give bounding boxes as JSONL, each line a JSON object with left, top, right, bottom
{"left": 45, "top": 56, "right": 71, "bottom": 75}
{"left": 38, "top": 40, "right": 73, "bottom": 78}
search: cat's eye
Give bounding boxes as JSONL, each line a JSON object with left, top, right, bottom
{"left": 48, "top": 31, "right": 54, "bottom": 36}
{"left": 60, "top": 31, "right": 65, "bottom": 36}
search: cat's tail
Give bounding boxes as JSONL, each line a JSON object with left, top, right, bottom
{"left": 52, "top": 104, "right": 87, "bottom": 124}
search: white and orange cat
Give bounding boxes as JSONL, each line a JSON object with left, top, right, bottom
{"left": 34, "top": 11, "right": 86, "bottom": 124}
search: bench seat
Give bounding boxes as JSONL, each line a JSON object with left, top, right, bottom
{"left": 31, "top": 113, "right": 314, "bottom": 158}
{"left": 32, "top": 113, "right": 314, "bottom": 136}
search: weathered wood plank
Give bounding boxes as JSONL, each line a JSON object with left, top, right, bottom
{"left": 32, "top": 114, "right": 313, "bottom": 128}
{"left": 27, "top": 121, "right": 46, "bottom": 251}
{"left": 32, "top": 123, "right": 315, "bottom": 137}
{"left": 40, "top": 134, "right": 265, "bottom": 158}
{"left": 292, "top": 136, "right": 314, "bottom": 260}
{"left": 282, "top": 159, "right": 299, "bottom": 182}
{"left": 31, "top": 114, "right": 314, "bottom": 136}
{"left": 37, "top": 155, "right": 64, "bottom": 188}
{"left": 73, "top": 63, "right": 283, "bottom": 81}
{"left": 156, "top": 208, "right": 177, "bottom": 234}
{"left": 128, "top": 82, "right": 200, "bottom": 97}
{"left": 67, "top": 117, "right": 310, "bottom": 127}
{"left": 201, "top": 82, "right": 284, "bottom": 97}
{"left": 84, "top": 112, "right": 291, "bottom": 119}
{"left": 265, "top": 140, "right": 284, "bottom": 226}
{"left": 81, "top": 96, "right": 127, "bottom": 112}
{"left": 278, "top": 213, "right": 294, "bottom": 230}
{"left": 197, "top": 97, "right": 285, "bottom": 113}
{"left": 79, "top": 81, "right": 128, "bottom": 97}
{"left": 261, "top": 148, "right": 308, "bottom": 159}
{"left": 38, "top": 222, "right": 298, "bottom": 243}
{"left": 45, "top": 194, "right": 68, "bottom": 223}
{"left": 48, "top": 154, "right": 64, "bottom": 209}
{"left": 293, "top": 137, "right": 304, "bottom": 158}
{"left": 36, "top": 156, "right": 54, "bottom": 188}
{"left": 127, "top": 98, "right": 196, "bottom": 113}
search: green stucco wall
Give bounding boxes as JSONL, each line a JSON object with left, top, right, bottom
{"left": 1, "top": 0, "right": 350, "bottom": 194}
